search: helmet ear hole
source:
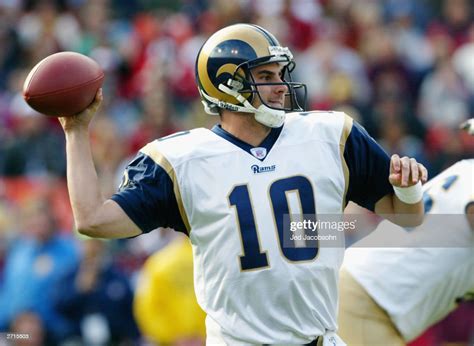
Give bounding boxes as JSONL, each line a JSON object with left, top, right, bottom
{"left": 229, "top": 68, "right": 253, "bottom": 103}
{"left": 233, "top": 69, "right": 251, "bottom": 91}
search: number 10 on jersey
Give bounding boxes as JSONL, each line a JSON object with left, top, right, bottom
{"left": 228, "top": 176, "right": 319, "bottom": 271}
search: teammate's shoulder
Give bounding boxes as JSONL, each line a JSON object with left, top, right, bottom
{"left": 456, "top": 158, "right": 474, "bottom": 169}
{"left": 434, "top": 159, "right": 474, "bottom": 179}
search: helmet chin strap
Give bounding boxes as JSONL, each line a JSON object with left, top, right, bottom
{"left": 254, "top": 104, "right": 285, "bottom": 128}
{"left": 217, "top": 83, "right": 285, "bottom": 128}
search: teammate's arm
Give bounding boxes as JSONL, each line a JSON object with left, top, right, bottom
{"left": 59, "top": 89, "right": 142, "bottom": 238}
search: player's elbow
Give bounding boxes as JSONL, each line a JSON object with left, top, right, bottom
{"left": 75, "top": 213, "right": 141, "bottom": 239}
{"left": 75, "top": 219, "right": 105, "bottom": 238}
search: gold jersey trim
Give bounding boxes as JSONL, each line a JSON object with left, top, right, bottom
{"left": 339, "top": 113, "right": 353, "bottom": 210}
{"left": 140, "top": 143, "right": 191, "bottom": 234}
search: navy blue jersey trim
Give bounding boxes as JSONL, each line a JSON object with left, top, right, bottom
{"left": 211, "top": 124, "right": 283, "bottom": 161}
{"left": 111, "top": 153, "right": 187, "bottom": 235}
{"left": 344, "top": 122, "right": 393, "bottom": 211}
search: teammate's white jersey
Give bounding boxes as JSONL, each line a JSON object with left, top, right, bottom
{"left": 112, "top": 111, "right": 393, "bottom": 344}
{"left": 343, "top": 159, "right": 474, "bottom": 342}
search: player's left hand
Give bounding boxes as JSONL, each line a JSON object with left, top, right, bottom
{"left": 389, "top": 154, "right": 428, "bottom": 188}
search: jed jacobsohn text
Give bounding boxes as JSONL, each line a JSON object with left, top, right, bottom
{"left": 290, "top": 220, "right": 357, "bottom": 233}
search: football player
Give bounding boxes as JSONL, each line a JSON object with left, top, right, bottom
{"left": 338, "top": 120, "right": 474, "bottom": 345}
{"left": 58, "top": 24, "right": 427, "bottom": 345}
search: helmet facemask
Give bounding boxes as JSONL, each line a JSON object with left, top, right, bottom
{"left": 235, "top": 58, "right": 307, "bottom": 113}
{"left": 213, "top": 54, "right": 307, "bottom": 128}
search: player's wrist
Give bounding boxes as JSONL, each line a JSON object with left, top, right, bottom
{"left": 393, "top": 181, "right": 423, "bottom": 204}
{"left": 63, "top": 126, "right": 91, "bottom": 141}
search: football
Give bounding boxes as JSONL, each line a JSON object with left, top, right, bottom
{"left": 23, "top": 51, "right": 104, "bottom": 117}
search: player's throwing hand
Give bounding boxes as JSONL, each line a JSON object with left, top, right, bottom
{"left": 58, "top": 88, "right": 103, "bottom": 132}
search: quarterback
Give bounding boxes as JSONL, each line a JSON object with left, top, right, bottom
{"left": 58, "top": 24, "right": 427, "bottom": 344}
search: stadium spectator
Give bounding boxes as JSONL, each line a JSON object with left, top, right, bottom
{"left": 53, "top": 239, "right": 139, "bottom": 345}
{"left": 8, "top": 310, "right": 46, "bottom": 346}
{"left": 0, "top": 198, "right": 79, "bottom": 344}
{"left": 134, "top": 234, "right": 206, "bottom": 345}
{"left": 1, "top": 95, "right": 66, "bottom": 178}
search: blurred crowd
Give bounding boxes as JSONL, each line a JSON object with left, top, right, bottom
{"left": 0, "top": 0, "right": 473, "bottom": 345}
{"left": 1, "top": 0, "right": 474, "bottom": 182}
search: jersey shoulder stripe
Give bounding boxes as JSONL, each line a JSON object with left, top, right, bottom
{"left": 146, "top": 128, "right": 226, "bottom": 168}
{"left": 140, "top": 142, "right": 191, "bottom": 232}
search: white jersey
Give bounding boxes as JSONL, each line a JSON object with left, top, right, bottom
{"left": 112, "top": 111, "right": 393, "bottom": 344}
{"left": 343, "top": 159, "right": 474, "bottom": 342}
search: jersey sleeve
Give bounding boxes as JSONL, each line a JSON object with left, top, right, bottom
{"left": 343, "top": 121, "right": 393, "bottom": 211}
{"left": 110, "top": 152, "right": 188, "bottom": 234}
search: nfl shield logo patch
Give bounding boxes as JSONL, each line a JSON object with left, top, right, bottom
{"left": 250, "top": 147, "right": 267, "bottom": 159}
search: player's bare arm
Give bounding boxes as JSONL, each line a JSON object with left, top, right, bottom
{"left": 58, "top": 89, "right": 141, "bottom": 238}
{"left": 375, "top": 154, "right": 428, "bottom": 227}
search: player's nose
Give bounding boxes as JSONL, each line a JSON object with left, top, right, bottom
{"left": 274, "top": 81, "right": 288, "bottom": 94}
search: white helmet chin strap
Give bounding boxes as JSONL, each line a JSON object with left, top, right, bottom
{"left": 203, "top": 82, "right": 285, "bottom": 128}
{"left": 200, "top": 83, "right": 285, "bottom": 128}
{"left": 253, "top": 104, "right": 285, "bottom": 128}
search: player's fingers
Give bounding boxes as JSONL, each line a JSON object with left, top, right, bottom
{"left": 75, "top": 88, "right": 102, "bottom": 119}
{"left": 390, "top": 154, "right": 401, "bottom": 173}
{"left": 89, "top": 88, "right": 102, "bottom": 111}
{"left": 410, "top": 158, "right": 419, "bottom": 184}
{"left": 96, "top": 88, "right": 103, "bottom": 101}
{"left": 419, "top": 163, "right": 428, "bottom": 183}
{"left": 400, "top": 156, "right": 410, "bottom": 187}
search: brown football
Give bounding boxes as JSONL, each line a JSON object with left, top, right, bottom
{"left": 23, "top": 51, "right": 104, "bottom": 117}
